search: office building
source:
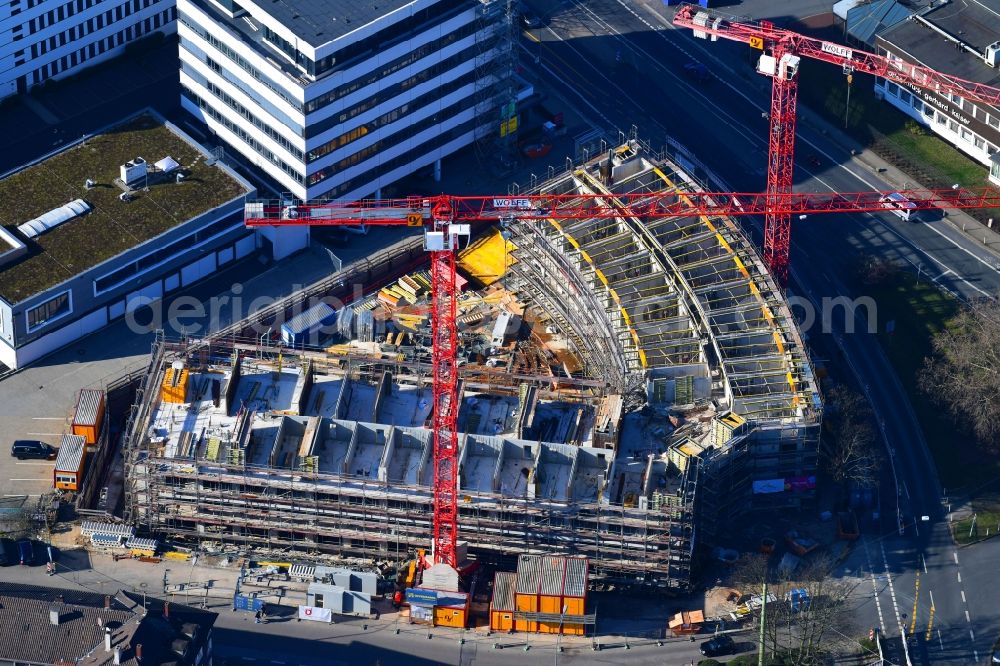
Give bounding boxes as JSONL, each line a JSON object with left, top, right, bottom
{"left": 874, "top": 0, "right": 1000, "bottom": 184}
{"left": 0, "top": 0, "right": 176, "bottom": 100}
{"left": 176, "top": 0, "right": 524, "bottom": 205}
{"left": 0, "top": 110, "right": 254, "bottom": 371}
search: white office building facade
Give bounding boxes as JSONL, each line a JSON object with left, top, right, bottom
{"left": 177, "top": 0, "right": 509, "bottom": 204}
{"left": 0, "top": 0, "right": 177, "bottom": 99}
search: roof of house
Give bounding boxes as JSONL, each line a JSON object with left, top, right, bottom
{"left": 0, "top": 583, "right": 217, "bottom": 666}
{"left": 54, "top": 434, "right": 86, "bottom": 472}
{"left": 0, "top": 113, "right": 249, "bottom": 304}
{"left": 877, "top": 0, "right": 1000, "bottom": 89}
{"left": 844, "top": 0, "right": 915, "bottom": 44}
{"left": 261, "top": 0, "right": 420, "bottom": 48}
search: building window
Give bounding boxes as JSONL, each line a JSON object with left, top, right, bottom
{"left": 988, "top": 114, "right": 1000, "bottom": 130}
{"left": 936, "top": 112, "right": 946, "bottom": 126}
{"left": 974, "top": 136, "right": 985, "bottom": 149}
{"left": 960, "top": 128, "right": 972, "bottom": 142}
{"left": 949, "top": 93, "right": 963, "bottom": 109}
{"left": 26, "top": 291, "right": 72, "bottom": 331}
{"left": 948, "top": 120, "right": 958, "bottom": 132}
{"left": 885, "top": 81, "right": 899, "bottom": 97}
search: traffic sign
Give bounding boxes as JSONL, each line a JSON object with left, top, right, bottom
{"left": 750, "top": 36, "right": 764, "bottom": 50}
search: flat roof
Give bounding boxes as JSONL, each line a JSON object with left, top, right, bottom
{"left": 262, "top": 0, "right": 419, "bottom": 48}
{"left": 0, "top": 113, "right": 249, "bottom": 304}
{"left": 878, "top": 0, "right": 1000, "bottom": 88}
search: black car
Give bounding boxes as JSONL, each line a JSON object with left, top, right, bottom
{"left": 700, "top": 634, "right": 736, "bottom": 657}
{"left": 10, "top": 440, "right": 56, "bottom": 460}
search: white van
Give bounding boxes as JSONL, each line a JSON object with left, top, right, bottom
{"left": 879, "top": 192, "right": 920, "bottom": 222}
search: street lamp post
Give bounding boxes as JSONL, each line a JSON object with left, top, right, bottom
{"left": 555, "top": 604, "right": 567, "bottom": 664}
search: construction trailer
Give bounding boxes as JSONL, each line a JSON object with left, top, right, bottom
{"left": 71, "top": 389, "right": 106, "bottom": 445}
{"left": 122, "top": 141, "right": 821, "bottom": 593}
{"left": 54, "top": 434, "right": 87, "bottom": 491}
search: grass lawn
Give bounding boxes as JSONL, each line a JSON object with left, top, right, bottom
{"left": 864, "top": 270, "right": 1000, "bottom": 490}
{"left": 952, "top": 504, "right": 1000, "bottom": 545}
{"left": 0, "top": 113, "right": 248, "bottom": 303}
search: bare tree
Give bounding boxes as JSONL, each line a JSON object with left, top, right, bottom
{"left": 821, "top": 386, "right": 881, "bottom": 485}
{"left": 920, "top": 298, "right": 1000, "bottom": 451}
{"left": 730, "top": 554, "right": 860, "bottom": 665}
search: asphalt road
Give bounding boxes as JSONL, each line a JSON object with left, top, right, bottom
{"left": 521, "top": 0, "right": 1000, "bottom": 663}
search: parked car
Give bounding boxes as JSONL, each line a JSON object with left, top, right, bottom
{"left": 10, "top": 440, "right": 56, "bottom": 460}
{"left": 0, "top": 538, "right": 17, "bottom": 566}
{"left": 700, "top": 634, "right": 736, "bottom": 657}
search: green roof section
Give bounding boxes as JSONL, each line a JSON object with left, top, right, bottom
{"left": 0, "top": 113, "right": 249, "bottom": 304}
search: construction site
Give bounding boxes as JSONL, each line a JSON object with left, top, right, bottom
{"left": 122, "top": 140, "right": 822, "bottom": 592}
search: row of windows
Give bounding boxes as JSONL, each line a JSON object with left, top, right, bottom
{"left": 31, "top": 6, "right": 172, "bottom": 60}
{"left": 183, "top": 61, "right": 304, "bottom": 160}
{"left": 307, "top": 94, "right": 478, "bottom": 188}
{"left": 28, "top": 0, "right": 159, "bottom": 36}
{"left": 304, "top": 19, "right": 481, "bottom": 115}
{"left": 31, "top": 9, "right": 172, "bottom": 83}
{"left": 94, "top": 214, "right": 242, "bottom": 293}
{"left": 27, "top": 291, "right": 72, "bottom": 332}
{"left": 885, "top": 81, "right": 998, "bottom": 155}
{"left": 304, "top": 43, "right": 489, "bottom": 142}
{"left": 182, "top": 85, "right": 301, "bottom": 182}
{"left": 178, "top": 36, "right": 304, "bottom": 135}
{"left": 948, "top": 92, "right": 1000, "bottom": 131}
{"left": 306, "top": 68, "right": 479, "bottom": 163}
{"left": 258, "top": 0, "right": 468, "bottom": 80}
{"left": 178, "top": 11, "right": 302, "bottom": 113}
{"left": 315, "top": 117, "right": 479, "bottom": 201}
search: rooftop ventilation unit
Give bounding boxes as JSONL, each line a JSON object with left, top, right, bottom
{"left": 986, "top": 41, "right": 1000, "bottom": 68}
{"left": 120, "top": 157, "right": 147, "bottom": 186}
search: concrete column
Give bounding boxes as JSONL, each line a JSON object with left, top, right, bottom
{"left": 434, "top": 159, "right": 442, "bottom": 182}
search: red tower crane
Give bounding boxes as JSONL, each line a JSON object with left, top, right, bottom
{"left": 245, "top": 186, "right": 1000, "bottom": 568}
{"left": 672, "top": 4, "right": 1000, "bottom": 285}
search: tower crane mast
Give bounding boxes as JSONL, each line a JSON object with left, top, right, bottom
{"left": 672, "top": 3, "right": 1000, "bottom": 284}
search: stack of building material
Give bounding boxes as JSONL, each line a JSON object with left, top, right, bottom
{"left": 161, "top": 363, "right": 189, "bottom": 403}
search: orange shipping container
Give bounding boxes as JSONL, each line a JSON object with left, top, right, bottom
{"left": 514, "top": 592, "right": 538, "bottom": 633}
{"left": 71, "top": 389, "right": 106, "bottom": 445}
{"left": 433, "top": 606, "right": 467, "bottom": 629}
{"left": 490, "top": 611, "right": 514, "bottom": 632}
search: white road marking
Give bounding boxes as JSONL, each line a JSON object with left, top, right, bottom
{"left": 880, "top": 541, "right": 906, "bottom": 639}
{"left": 32, "top": 417, "right": 65, "bottom": 420}
{"left": 961, "top": 589, "right": 966, "bottom": 603}
{"left": 957, "top": 571, "right": 962, "bottom": 583}
{"left": 965, "top": 610, "right": 971, "bottom": 623}
{"left": 863, "top": 538, "right": 887, "bottom": 633}
{"left": 7, "top": 478, "right": 46, "bottom": 482}
{"left": 15, "top": 462, "right": 53, "bottom": 466}
{"left": 931, "top": 269, "right": 954, "bottom": 283}
{"left": 970, "top": 628, "right": 975, "bottom": 641}
{"left": 921, "top": 553, "right": 928, "bottom": 574}
{"left": 937, "top": 629, "right": 943, "bottom": 650}
{"left": 954, "top": 552, "right": 959, "bottom": 565}
{"left": 929, "top": 589, "right": 935, "bottom": 608}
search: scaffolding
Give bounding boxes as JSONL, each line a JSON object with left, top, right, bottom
{"left": 473, "top": 0, "right": 519, "bottom": 170}
{"left": 121, "top": 140, "right": 822, "bottom": 594}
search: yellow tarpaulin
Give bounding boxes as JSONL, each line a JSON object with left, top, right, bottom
{"left": 457, "top": 230, "right": 517, "bottom": 286}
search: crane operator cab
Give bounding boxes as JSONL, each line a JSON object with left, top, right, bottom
{"left": 879, "top": 192, "right": 920, "bottom": 222}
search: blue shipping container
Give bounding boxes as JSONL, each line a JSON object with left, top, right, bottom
{"left": 281, "top": 303, "right": 338, "bottom": 346}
